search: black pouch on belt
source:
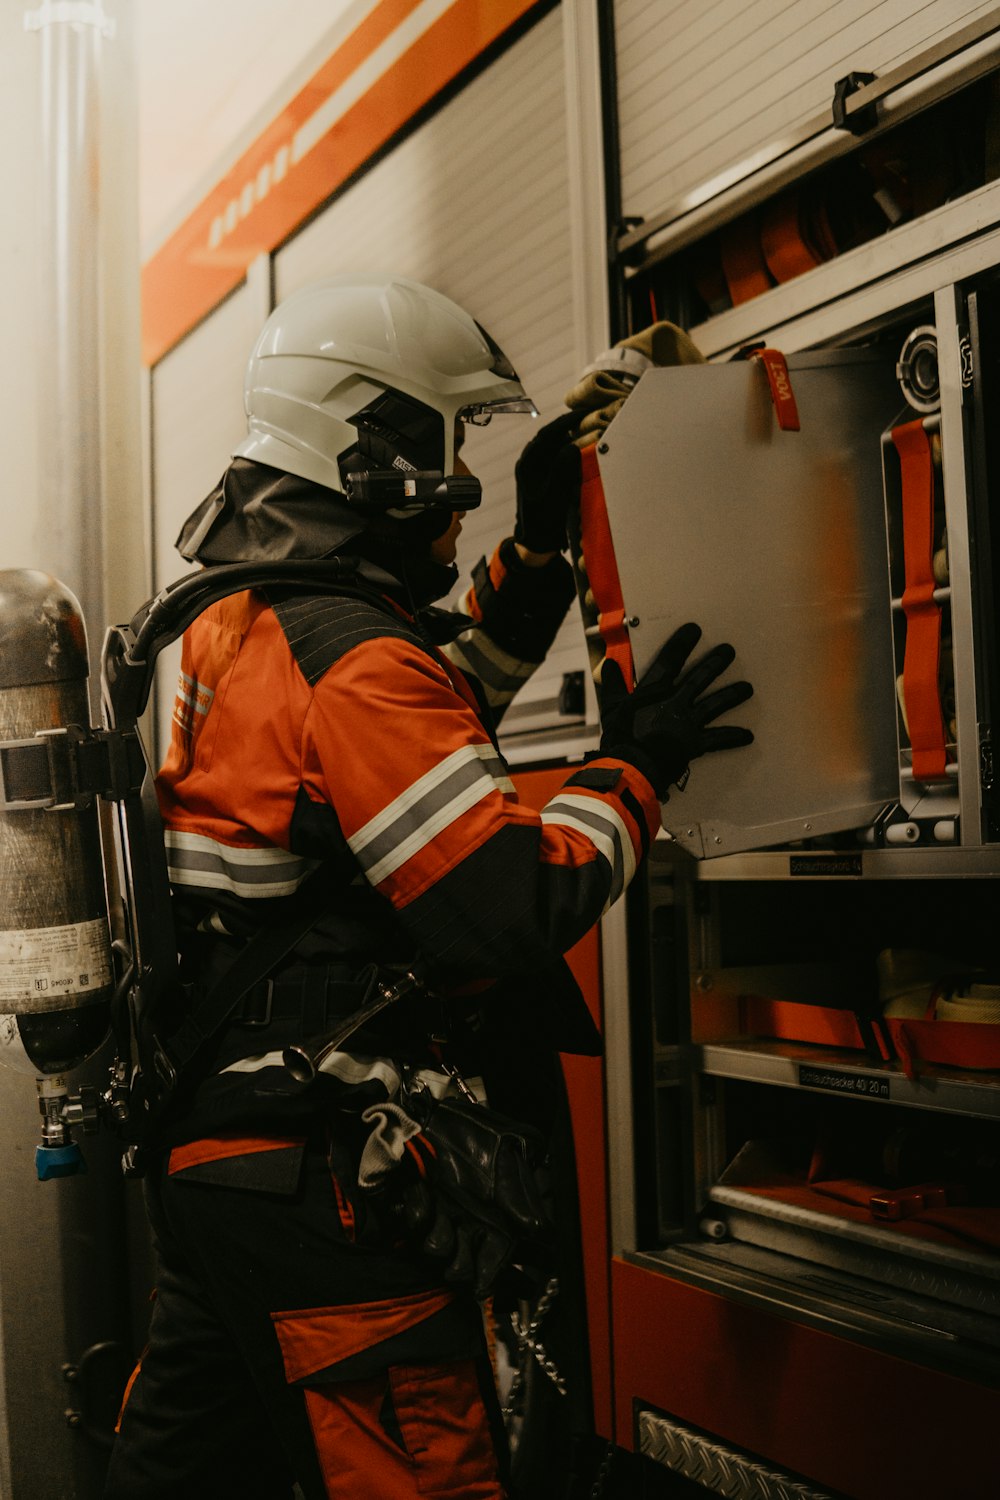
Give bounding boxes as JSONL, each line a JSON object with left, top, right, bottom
{"left": 360, "top": 1084, "right": 556, "bottom": 1302}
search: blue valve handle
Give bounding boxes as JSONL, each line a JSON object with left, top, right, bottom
{"left": 36, "top": 1143, "right": 85, "bottom": 1181}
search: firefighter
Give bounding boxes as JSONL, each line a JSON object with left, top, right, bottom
{"left": 104, "top": 273, "right": 753, "bottom": 1500}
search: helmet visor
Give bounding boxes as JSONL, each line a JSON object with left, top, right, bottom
{"left": 475, "top": 320, "right": 522, "bottom": 382}
{"left": 458, "top": 396, "right": 539, "bottom": 428}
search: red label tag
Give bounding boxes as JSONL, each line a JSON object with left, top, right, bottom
{"left": 754, "top": 348, "right": 800, "bottom": 431}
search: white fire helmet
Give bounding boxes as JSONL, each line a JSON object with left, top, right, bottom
{"left": 233, "top": 273, "right": 537, "bottom": 492}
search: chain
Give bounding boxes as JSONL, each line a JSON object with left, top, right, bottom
{"left": 497, "top": 1277, "right": 614, "bottom": 1494}
{"left": 588, "top": 1440, "right": 615, "bottom": 1500}
{"left": 501, "top": 1365, "right": 525, "bottom": 1423}
{"left": 501, "top": 1274, "right": 566, "bottom": 1417}
{"left": 516, "top": 1274, "right": 559, "bottom": 1336}
{"left": 501, "top": 1277, "right": 563, "bottom": 1418}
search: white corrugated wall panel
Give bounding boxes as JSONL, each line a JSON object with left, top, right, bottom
{"left": 149, "top": 280, "right": 264, "bottom": 751}
{"left": 275, "top": 6, "right": 590, "bottom": 743}
{"left": 615, "top": 0, "right": 999, "bottom": 223}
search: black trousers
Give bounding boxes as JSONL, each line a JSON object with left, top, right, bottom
{"left": 104, "top": 1129, "right": 507, "bottom": 1499}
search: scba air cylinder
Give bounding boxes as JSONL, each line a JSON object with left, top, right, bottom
{"left": 0, "top": 570, "right": 113, "bottom": 1079}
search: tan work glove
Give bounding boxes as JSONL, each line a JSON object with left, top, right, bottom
{"left": 564, "top": 321, "right": 705, "bottom": 443}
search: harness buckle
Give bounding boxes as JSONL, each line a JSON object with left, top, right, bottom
{"left": 150, "top": 1037, "right": 178, "bottom": 1099}
{"left": 240, "top": 979, "right": 274, "bottom": 1028}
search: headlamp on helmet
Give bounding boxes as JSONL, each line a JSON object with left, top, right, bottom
{"left": 342, "top": 470, "right": 481, "bottom": 515}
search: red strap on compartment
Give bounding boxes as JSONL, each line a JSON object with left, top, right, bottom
{"left": 719, "top": 218, "right": 773, "bottom": 305}
{"left": 760, "top": 194, "right": 822, "bottom": 285}
{"left": 579, "top": 443, "right": 635, "bottom": 687}
{"left": 893, "top": 419, "right": 948, "bottom": 782}
{"left": 753, "top": 349, "right": 800, "bottom": 431}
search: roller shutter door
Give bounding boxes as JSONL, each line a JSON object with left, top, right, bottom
{"left": 274, "top": 5, "right": 590, "bottom": 750}
{"left": 148, "top": 280, "right": 265, "bottom": 751}
{"left": 614, "top": 0, "right": 999, "bottom": 227}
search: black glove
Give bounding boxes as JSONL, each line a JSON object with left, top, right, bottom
{"left": 600, "top": 622, "right": 754, "bottom": 798}
{"left": 376, "top": 1092, "right": 554, "bottom": 1301}
{"left": 513, "top": 411, "right": 582, "bottom": 554}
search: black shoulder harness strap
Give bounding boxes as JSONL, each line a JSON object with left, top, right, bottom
{"left": 144, "top": 861, "right": 343, "bottom": 1112}
{"left": 268, "top": 586, "right": 502, "bottom": 755}
{"left": 267, "top": 586, "right": 429, "bottom": 686}
{"left": 98, "top": 557, "right": 400, "bottom": 1142}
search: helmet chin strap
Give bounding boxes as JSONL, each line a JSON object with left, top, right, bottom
{"left": 395, "top": 547, "right": 461, "bottom": 626}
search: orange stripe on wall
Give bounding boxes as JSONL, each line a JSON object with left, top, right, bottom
{"left": 141, "top": 0, "right": 541, "bottom": 366}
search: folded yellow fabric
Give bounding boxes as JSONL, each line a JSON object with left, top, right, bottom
{"left": 564, "top": 321, "right": 705, "bottom": 442}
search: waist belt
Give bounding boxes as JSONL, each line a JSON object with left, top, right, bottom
{"left": 204, "top": 964, "right": 378, "bottom": 1077}
{"left": 231, "top": 966, "right": 369, "bottom": 1032}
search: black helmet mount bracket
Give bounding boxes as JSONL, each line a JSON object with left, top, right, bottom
{"left": 343, "top": 470, "right": 481, "bottom": 514}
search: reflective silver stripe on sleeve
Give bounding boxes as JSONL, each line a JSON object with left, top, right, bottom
{"left": 164, "top": 830, "right": 319, "bottom": 898}
{"left": 541, "top": 792, "right": 637, "bottom": 908}
{"left": 442, "top": 630, "right": 536, "bottom": 707}
{"left": 350, "top": 742, "right": 513, "bottom": 887}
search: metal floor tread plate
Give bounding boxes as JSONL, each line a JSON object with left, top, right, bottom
{"left": 637, "top": 1409, "right": 838, "bottom": 1500}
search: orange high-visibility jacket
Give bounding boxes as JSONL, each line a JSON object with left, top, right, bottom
{"left": 156, "top": 539, "right": 659, "bottom": 1055}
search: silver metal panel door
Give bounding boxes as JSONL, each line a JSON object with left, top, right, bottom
{"left": 597, "top": 352, "right": 901, "bottom": 857}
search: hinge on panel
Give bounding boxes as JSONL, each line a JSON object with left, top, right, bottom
{"left": 959, "top": 330, "right": 975, "bottom": 390}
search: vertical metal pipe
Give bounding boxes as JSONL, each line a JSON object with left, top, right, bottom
{"left": 9, "top": 22, "right": 135, "bottom": 1500}
{"left": 25, "top": 0, "right": 115, "bottom": 662}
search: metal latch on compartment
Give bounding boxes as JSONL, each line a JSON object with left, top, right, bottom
{"left": 832, "top": 71, "right": 879, "bottom": 134}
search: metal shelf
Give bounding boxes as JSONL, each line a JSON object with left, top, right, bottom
{"left": 686, "top": 845, "right": 1000, "bottom": 880}
{"left": 699, "top": 1038, "right": 1000, "bottom": 1119}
